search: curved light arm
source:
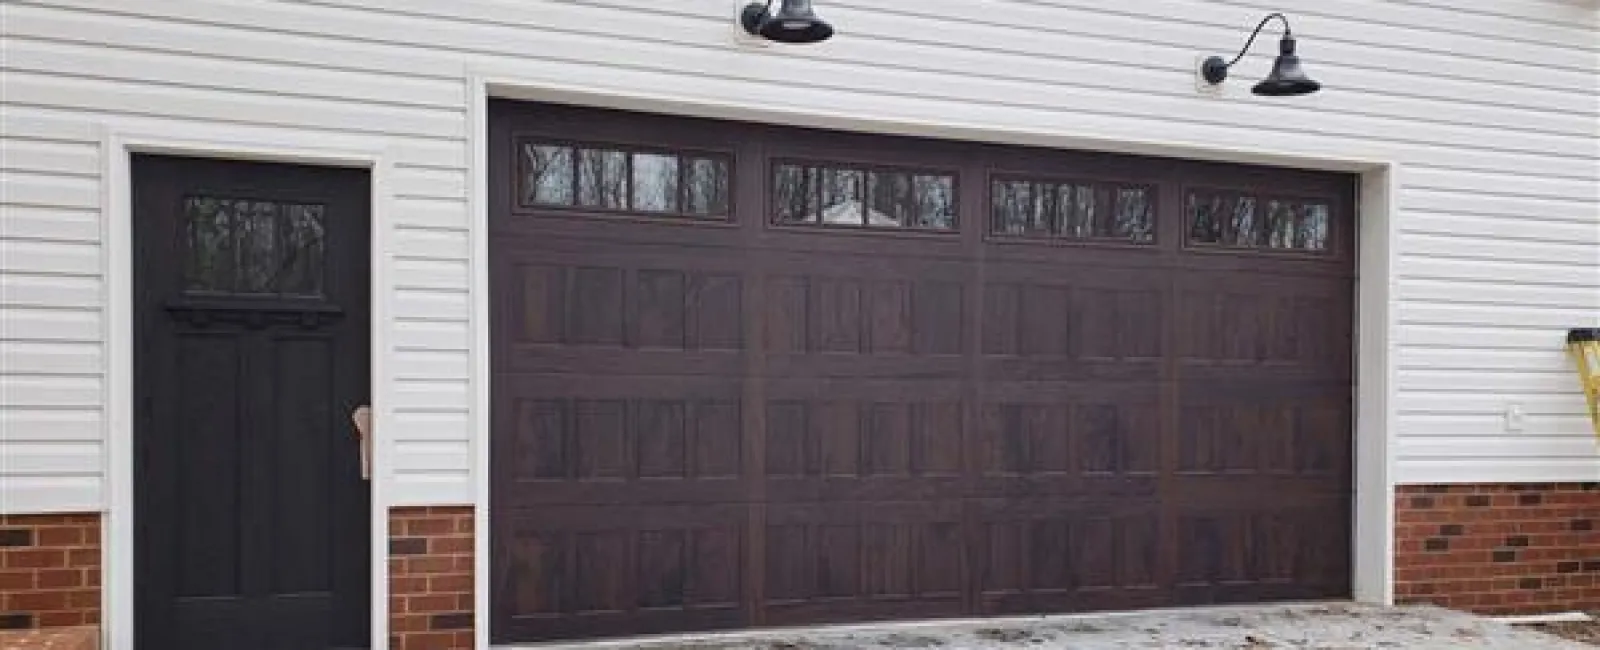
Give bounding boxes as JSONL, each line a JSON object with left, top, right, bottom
{"left": 1218, "top": 13, "right": 1292, "bottom": 69}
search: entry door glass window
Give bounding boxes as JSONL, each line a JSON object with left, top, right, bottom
{"left": 183, "top": 196, "right": 326, "bottom": 296}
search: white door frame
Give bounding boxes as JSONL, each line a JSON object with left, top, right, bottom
{"left": 468, "top": 70, "right": 1399, "bottom": 649}
{"left": 101, "top": 128, "right": 397, "bottom": 650}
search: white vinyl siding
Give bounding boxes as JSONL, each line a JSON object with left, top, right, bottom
{"left": 1, "top": 0, "right": 1596, "bottom": 512}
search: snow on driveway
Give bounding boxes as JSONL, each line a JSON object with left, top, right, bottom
{"left": 569, "top": 603, "right": 1591, "bottom": 649}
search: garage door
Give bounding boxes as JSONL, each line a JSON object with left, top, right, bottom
{"left": 489, "top": 100, "right": 1354, "bottom": 643}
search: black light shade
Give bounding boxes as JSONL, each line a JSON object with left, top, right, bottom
{"left": 1199, "top": 13, "right": 1320, "bottom": 97}
{"left": 1251, "top": 35, "right": 1320, "bottom": 96}
{"left": 742, "top": 0, "right": 834, "bottom": 44}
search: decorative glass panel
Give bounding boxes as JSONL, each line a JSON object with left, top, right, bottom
{"left": 278, "top": 203, "right": 327, "bottom": 294}
{"left": 684, "top": 157, "right": 730, "bottom": 215}
{"left": 184, "top": 196, "right": 235, "bottom": 292}
{"left": 237, "top": 200, "right": 279, "bottom": 292}
{"left": 992, "top": 180, "right": 1047, "bottom": 235}
{"left": 631, "top": 153, "right": 679, "bottom": 213}
{"left": 1261, "top": 200, "right": 1330, "bottom": 251}
{"left": 578, "top": 149, "right": 627, "bottom": 209}
{"left": 183, "top": 196, "right": 325, "bottom": 296}
{"left": 867, "top": 171, "right": 912, "bottom": 227}
{"left": 1191, "top": 190, "right": 1328, "bottom": 252}
{"left": 775, "top": 164, "right": 819, "bottom": 224}
{"left": 1261, "top": 199, "right": 1297, "bottom": 248}
{"left": 1112, "top": 187, "right": 1154, "bottom": 243}
{"left": 993, "top": 178, "right": 1150, "bottom": 243}
{"left": 912, "top": 174, "right": 956, "bottom": 229}
{"left": 1188, "top": 191, "right": 1256, "bottom": 247}
{"left": 1057, "top": 184, "right": 1096, "bottom": 238}
{"left": 522, "top": 144, "right": 574, "bottom": 206}
{"left": 773, "top": 162, "right": 956, "bottom": 231}
{"left": 520, "top": 140, "right": 732, "bottom": 219}
{"left": 1299, "top": 203, "right": 1330, "bottom": 250}
{"left": 820, "top": 168, "right": 863, "bottom": 225}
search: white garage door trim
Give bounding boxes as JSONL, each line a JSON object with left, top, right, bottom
{"left": 465, "top": 70, "right": 1397, "bottom": 650}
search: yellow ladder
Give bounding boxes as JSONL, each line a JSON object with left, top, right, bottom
{"left": 1571, "top": 329, "right": 1600, "bottom": 438}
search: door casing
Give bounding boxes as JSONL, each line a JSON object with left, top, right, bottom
{"left": 103, "top": 133, "right": 395, "bottom": 650}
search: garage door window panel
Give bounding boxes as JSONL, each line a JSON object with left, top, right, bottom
{"left": 991, "top": 177, "right": 1154, "bottom": 243}
{"left": 1187, "top": 189, "right": 1331, "bottom": 253}
{"left": 518, "top": 139, "right": 731, "bottom": 219}
{"left": 772, "top": 161, "right": 957, "bottom": 231}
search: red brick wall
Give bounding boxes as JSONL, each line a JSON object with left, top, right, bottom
{"left": 0, "top": 514, "right": 101, "bottom": 630}
{"left": 390, "top": 506, "right": 473, "bottom": 650}
{"left": 1395, "top": 483, "right": 1600, "bottom": 615}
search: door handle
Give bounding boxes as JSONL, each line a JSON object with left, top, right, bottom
{"left": 351, "top": 405, "right": 373, "bottom": 481}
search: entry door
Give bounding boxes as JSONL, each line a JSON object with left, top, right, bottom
{"left": 133, "top": 155, "right": 371, "bottom": 650}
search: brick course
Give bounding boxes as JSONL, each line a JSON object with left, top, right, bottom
{"left": 1395, "top": 483, "right": 1600, "bottom": 615}
{"left": 0, "top": 514, "right": 100, "bottom": 631}
{"left": 390, "top": 506, "right": 473, "bottom": 650}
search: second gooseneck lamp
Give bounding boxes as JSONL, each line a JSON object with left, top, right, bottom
{"left": 741, "top": 0, "right": 834, "bottom": 44}
{"left": 1201, "top": 13, "right": 1322, "bottom": 96}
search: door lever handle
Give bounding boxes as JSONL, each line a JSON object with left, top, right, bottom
{"left": 351, "top": 405, "right": 373, "bottom": 481}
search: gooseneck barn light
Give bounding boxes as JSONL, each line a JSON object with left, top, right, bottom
{"left": 741, "top": 0, "right": 834, "bottom": 44}
{"left": 1201, "top": 13, "right": 1321, "bottom": 96}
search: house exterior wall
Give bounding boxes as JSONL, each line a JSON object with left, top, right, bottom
{"left": 0, "top": 513, "right": 101, "bottom": 630}
{"left": 4, "top": 0, "right": 1595, "bottom": 516}
{"left": 1, "top": 0, "right": 1596, "bottom": 628}
{"left": 1394, "top": 483, "right": 1600, "bottom": 615}
{"left": 389, "top": 506, "right": 474, "bottom": 650}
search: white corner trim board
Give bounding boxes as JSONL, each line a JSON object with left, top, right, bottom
{"left": 100, "top": 128, "right": 397, "bottom": 650}
{"left": 469, "top": 72, "right": 494, "bottom": 650}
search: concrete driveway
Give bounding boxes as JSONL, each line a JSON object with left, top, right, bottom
{"left": 547, "top": 603, "right": 1591, "bottom": 650}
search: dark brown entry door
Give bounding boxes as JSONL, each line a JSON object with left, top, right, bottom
{"left": 489, "top": 101, "right": 1354, "bottom": 644}
{"left": 133, "top": 155, "right": 371, "bottom": 650}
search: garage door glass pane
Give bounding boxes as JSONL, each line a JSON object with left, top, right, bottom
{"left": 992, "top": 180, "right": 1045, "bottom": 235}
{"left": 632, "top": 153, "right": 679, "bottom": 213}
{"left": 521, "top": 140, "right": 731, "bottom": 219}
{"left": 821, "top": 168, "right": 863, "bottom": 225}
{"left": 775, "top": 162, "right": 957, "bottom": 231}
{"left": 1261, "top": 200, "right": 1331, "bottom": 251}
{"left": 1188, "top": 191, "right": 1257, "bottom": 247}
{"left": 1114, "top": 188, "right": 1155, "bottom": 242}
{"left": 1058, "top": 184, "right": 1095, "bottom": 238}
{"left": 775, "top": 164, "right": 820, "bottom": 223}
{"left": 578, "top": 149, "right": 628, "bottom": 209}
{"left": 1191, "top": 190, "right": 1329, "bottom": 252}
{"left": 913, "top": 175, "right": 956, "bottom": 229}
{"left": 1299, "top": 204, "right": 1331, "bottom": 250}
{"left": 523, "top": 144, "right": 574, "bottom": 206}
{"left": 684, "top": 157, "right": 730, "bottom": 216}
{"left": 993, "top": 179, "right": 1151, "bottom": 243}
{"left": 867, "top": 171, "right": 912, "bottom": 226}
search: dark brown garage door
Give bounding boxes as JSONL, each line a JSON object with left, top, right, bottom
{"left": 489, "top": 100, "right": 1354, "bottom": 643}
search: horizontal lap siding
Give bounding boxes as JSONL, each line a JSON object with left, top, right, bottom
{"left": 1, "top": 0, "right": 476, "bottom": 508}
{"left": 1, "top": 0, "right": 1595, "bottom": 512}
